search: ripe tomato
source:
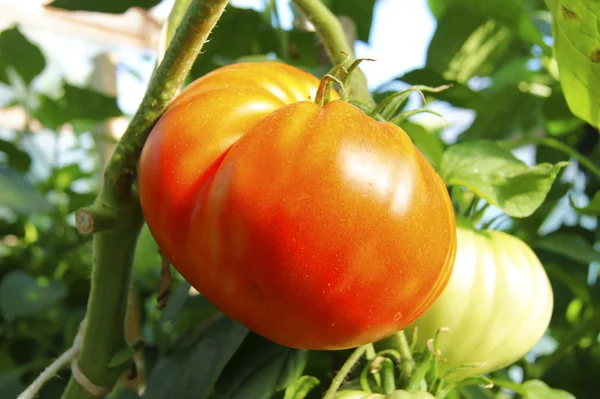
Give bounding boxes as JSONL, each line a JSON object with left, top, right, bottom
{"left": 408, "top": 219, "right": 554, "bottom": 380}
{"left": 138, "top": 62, "right": 457, "bottom": 350}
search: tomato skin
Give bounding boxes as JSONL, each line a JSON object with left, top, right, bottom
{"left": 138, "top": 62, "right": 457, "bottom": 350}
{"left": 407, "top": 219, "right": 554, "bottom": 380}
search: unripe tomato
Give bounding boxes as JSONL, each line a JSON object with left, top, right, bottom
{"left": 138, "top": 62, "right": 457, "bottom": 350}
{"left": 408, "top": 219, "right": 554, "bottom": 380}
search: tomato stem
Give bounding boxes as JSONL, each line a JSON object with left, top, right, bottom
{"left": 323, "top": 345, "right": 369, "bottom": 399}
{"left": 292, "top": 0, "right": 374, "bottom": 106}
{"left": 74, "top": 207, "right": 117, "bottom": 235}
{"left": 380, "top": 357, "right": 397, "bottom": 394}
{"left": 315, "top": 74, "right": 346, "bottom": 105}
{"left": 392, "top": 331, "right": 415, "bottom": 388}
{"left": 59, "top": 0, "right": 230, "bottom": 398}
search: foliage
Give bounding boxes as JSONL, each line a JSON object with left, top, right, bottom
{"left": 0, "top": 0, "right": 599, "bottom": 398}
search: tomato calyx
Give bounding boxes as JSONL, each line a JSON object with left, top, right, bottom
{"left": 315, "top": 51, "right": 376, "bottom": 105}
{"left": 368, "top": 85, "right": 451, "bottom": 125}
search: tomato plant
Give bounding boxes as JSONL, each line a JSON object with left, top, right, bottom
{"left": 407, "top": 218, "right": 554, "bottom": 380}
{"left": 138, "top": 61, "right": 457, "bottom": 350}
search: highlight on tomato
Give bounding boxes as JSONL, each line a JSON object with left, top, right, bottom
{"left": 138, "top": 61, "right": 457, "bottom": 350}
{"left": 407, "top": 218, "right": 554, "bottom": 379}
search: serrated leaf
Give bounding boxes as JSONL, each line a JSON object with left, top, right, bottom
{"left": 0, "top": 270, "right": 67, "bottom": 321}
{"left": 283, "top": 376, "right": 320, "bottom": 399}
{"left": 522, "top": 379, "right": 576, "bottom": 399}
{"left": 0, "top": 167, "right": 52, "bottom": 214}
{"left": 63, "top": 84, "right": 122, "bottom": 122}
{"left": 440, "top": 140, "right": 568, "bottom": 217}
{"left": 214, "top": 333, "right": 308, "bottom": 399}
{"left": 142, "top": 316, "right": 248, "bottom": 399}
{"left": 48, "top": 0, "right": 161, "bottom": 14}
{"left": 570, "top": 191, "right": 600, "bottom": 216}
{"left": 535, "top": 233, "right": 600, "bottom": 264}
{"left": 0, "top": 26, "right": 45, "bottom": 86}
{"left": 545, "top": 0, "right": 600, "bottom": 129}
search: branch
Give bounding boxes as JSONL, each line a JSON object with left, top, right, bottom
{"left": 292, "top": 0, "right": 374, "bottom": 107}
{"left": 57, "top": 1, "right": 230, "bottom": 398}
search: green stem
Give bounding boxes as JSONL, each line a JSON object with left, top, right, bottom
{"left": 323, "top": 345, "right": 368, "bottom": 399}
{"left": 527, "top": 306, "right": 600, "bottom": 379}
{"left": 161, "top": 0, "right": 193, "bottom": 61}
{"left": 393, "top": 331, "right": 415, "bottom": 388}
{"left": 501, "top": 136, "right": 600, "bottom": 181}
{"left": 291, "top": 0, "right": 374, "bottom": 106}
{"left": 60, "top": 1, "right": 230, "bottom": 398}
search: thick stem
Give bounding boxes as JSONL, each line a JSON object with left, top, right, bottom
{"left": 501, "top": 136, "right": 600, "bottom": 180}
{"left": 393, "top": 331, "right": 415, "bottom": 388}
{"left": 60, "top": 1, "right": 230, "bottom": 398}
{"left": 292, "top": 0, "right": 374, "bottom": 106}
{"left": 105, "top": 0, "right": 230, "bottom": 199}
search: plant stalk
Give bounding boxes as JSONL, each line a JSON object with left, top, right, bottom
{"left": 292, "top": 0, "right": 374, "bottom": 106}
{"left": 60, "top": 1, "right": 230, "bottom": 398}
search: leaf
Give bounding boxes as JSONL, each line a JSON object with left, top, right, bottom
{"left": 0, "top": 270, "right": 68, "bottom": 321}
{"left": 0, "top": 26, "right": 45, "bottom": 86}
{"left": 0, "top": 369, "right": 22, "bottom": 398}
{"left": 214, "top": 333, "right": 308, "bottom": 399}
{"left": 142, "top": 316, "right": 248, "bottom": 399}
{"left": 31, "top": 84, "right": 122, "bottom": 131}
{"left": 0, "top": 139, "right": 31, "bottom": 172}
{"left": 425, "top": 0, "right": 547, "bottom": 51}
{"left": 395, "top": 68, "right": 482, "bottom": 109}
{"left": 440, "top": 140, "right": 568, "bottom": 217}
{"left": 570, "top": 191, "right": 600, "bottom": 216}
{"left": 543, "top": 87, "right": 586, "bottom": 135}
{"left": 283, "top": 376, "right": 320, "bottom": 399}
{"left": 545, "top": 0, "right": 600, "bottom": 128}
{"left": 535, "top": 233, "right": 600, "bottom": 264}
{"left": 190, "top": 6, "right": 277, "bottom": 79}
{"left": 522, "top": 379, "right": 576, "bottom": 399}
{"left": 399, "top": 121, "right": 445, "bottom": 169}
{"left": 426, "top": 5, "right": 522, "bottom": 84}
{"left": 324, "top": 0, "right": 376, "bottom": 42}
{"left": 0, "top": 167, "right": 52, "bottom": 215}
{"left": 48, "top": 0, "right": 161, "bottom": 13}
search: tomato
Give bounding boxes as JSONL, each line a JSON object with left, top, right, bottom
{"left": 407, "top": 219, "right": 554, "bottom": 380}
{"left": 138, "top": 62, "right": 457, "bottom": 350}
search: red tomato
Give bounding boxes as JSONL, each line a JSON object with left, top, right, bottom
{"left": 138, "top": 62, "right": 457, "bottom": 350}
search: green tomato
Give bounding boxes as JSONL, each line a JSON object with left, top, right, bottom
{"left": 407, "top": 219, "right": 554, "bottom": 381}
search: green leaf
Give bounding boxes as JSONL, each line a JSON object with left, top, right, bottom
{"left": 323, "top": 0, "right": 376, "bottom": 42}
{"left": 108, "top": 338, "right": 144, "bottom": 368}
{"left": 30, "top": 84, "right": 122, "bottom": 132}
{"left": 543, "top": 87, "right": 586, "bottom": 135}
{"left": 142, "top": 316, "right": 248, "bottom": 399}
{"left": 0, "top": 369, "right": 23, "bottom": 398}
{"left": 0, "top": 139, "right": 31, "bottom": 172}
{"left": 48, "top": 0, "right": 161, "bottom": 13}
{"left": 570, "top": 191, "right": 600, "bottom": 216}
{"left": 545, "top": 0, "right": 600, "bottom": 129}
{"left": 425, "top": 0, "right": 547, "bottom": 51}
{"left": 215, "top": 333, "right": 308, "bottom": 399}
{"left": 440, "top": 140, "right": 568, "bottom": 217}
{"left": 0, "top": 26, "right": 45, "bottom": 86}
{"left": 0, "top": 270, "right": 68, "bottom": 321}
{"left": 0, "top": 167, "right": 52, "bottom": 214}
{"left": 399, "top": 121, "right": 445, "bottom": 170}
{"left": 395, "top": 68, "right": 482, "bottom": 109}
{"left": 283, "top": 376, "right": 320, "bottom": 399}
{"left": 190, "top": 6, "right": 277, "bottom": 79}
{"left": 535, "top": 233, "right": 600, "bottom": 264}
{"left": 522, "top": 380, "right": 576, "bottom": 399}
{"left": 427, "top": 5, "right": 522, "bottom": 84}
